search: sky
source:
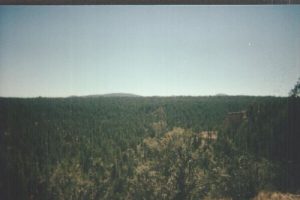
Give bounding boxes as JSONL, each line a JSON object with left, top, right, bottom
{"left": 0, "top": 6, "right": 299, "bottom": 97}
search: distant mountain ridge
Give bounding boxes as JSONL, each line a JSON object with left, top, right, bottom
{"left": 83, "top": 93, "right": 142, "bottom": 97}
{"left": 215, "top": 93, "right": 229, "bottom": 96}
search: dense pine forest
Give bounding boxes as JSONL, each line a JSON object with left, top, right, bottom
{"left": 0, "top": 82, "right": 300, "bottom": 200}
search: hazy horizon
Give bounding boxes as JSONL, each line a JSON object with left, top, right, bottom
{"left": 0, "top": 92, "right": 290, "bottom": 98}
{"left": 1, "top": 6, "right": 300, "bottom": 97}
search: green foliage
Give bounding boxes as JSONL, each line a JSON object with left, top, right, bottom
{"left": 128, "top": 128, "right": 208, "bottom": 200}
{"left": 0, "top": 95, "right": 299, "bottom": 199}
{"left": 212, "top": 137, "right": 277, "bottom": 200}
{"left": 289, "top": 78, "right": 300, "bottom": 97}
{"left": 221, "top": 96, "right": 300, "bottom": 192}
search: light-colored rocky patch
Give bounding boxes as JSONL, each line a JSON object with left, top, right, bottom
{"left": 253, "top": 191, "right": 300, "bottom": 200}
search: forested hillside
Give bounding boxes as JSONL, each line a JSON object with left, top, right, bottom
{"left": 0, "top": 94, "right": 299, "bottom": 199}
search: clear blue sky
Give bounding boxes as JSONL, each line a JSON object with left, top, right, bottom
{"left": 0, "top": 6, "right": 299, "bottom": 97}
